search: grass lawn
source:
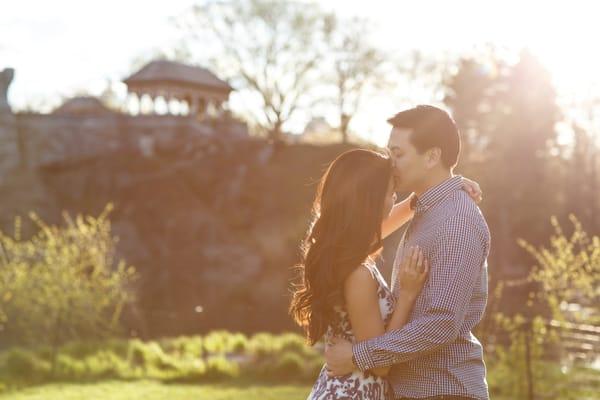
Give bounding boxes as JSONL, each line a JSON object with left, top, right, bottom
{"left": 0, "top": 381, "right": 312, "bottom": 400}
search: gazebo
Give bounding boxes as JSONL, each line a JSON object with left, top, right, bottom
{"left": 123, "top": 60, "right": 232, "bottom": 118}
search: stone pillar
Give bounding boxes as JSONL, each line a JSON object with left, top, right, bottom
{"left": 0, "top": 110, "right": 20, "bottom": 184}
{"left": 0, "top": 68, "right": 20, "bottom": 178}
{"left": 0, "top": 68, "right": 14, "bottom": 114}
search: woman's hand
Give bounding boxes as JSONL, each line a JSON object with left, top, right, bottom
{"left": 397, "top": 246, "right": 429, "bottom": 299}
{"left": 461, "top": 177, "right": 483, "bottom": 203}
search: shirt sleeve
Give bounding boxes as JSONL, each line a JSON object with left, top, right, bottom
{"left": 353, "top": 215, "right": 489, "bottom": 371}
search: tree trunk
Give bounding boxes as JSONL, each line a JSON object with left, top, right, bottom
{"left": 340, "top": 113, "right": 350, "bottom": 143}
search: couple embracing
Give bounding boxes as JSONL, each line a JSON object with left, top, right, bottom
{"left": 290, "top": 105, "right": 490, "bottom": 400}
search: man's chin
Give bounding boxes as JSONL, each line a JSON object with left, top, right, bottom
{"left": 395, "top": 184, "right": 411, "bottom": 194}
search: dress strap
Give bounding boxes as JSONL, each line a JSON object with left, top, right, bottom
{"left": 360, "top": 262, "right": 379, "bottom": 282}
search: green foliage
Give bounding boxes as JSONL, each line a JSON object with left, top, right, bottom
{"left": 273, "top": 352, "right": 304, "bottom": 378}
{"left": 247, "top": 332, "right": 280, "bottom": 357}
{"left": 0, "top": 381, "right": 313, "bottom": 400}
{"left": 488, "top": 217, "right": 600, "bottom": 399}
{"left": 202, "top": 331, "right": 248, "bottom": 355}
{"left": 0, "top": 348, "right": 51, "bottom": 384}
{"left": 0, "top": 205, "right": 138, "bottom": 349}
{"left": 0, "top": 332, "right": 321, "bottom": 390}
{"left": 488, "top": 315, "right": 560, "bottom": 398}
{"left": 158, "top": 336, "right": 203, "bottom": 359}
{"left": 82, "top": 350, "right": 129, "bottom": 379}
{"left": 1, "top": 331, "right": 597, "bottom": 398}
{"left": 518, "top": 215, "right": 600, "bottom": 321}
{"left": 203, "top": 356, "right": 240, "bottom": 381}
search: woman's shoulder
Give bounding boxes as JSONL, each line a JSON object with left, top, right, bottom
{"left": 344, "top": 262, "right": 381, "bottom": 294}
{"left": 346, "top": 261, "right": 377, "bottom": 281}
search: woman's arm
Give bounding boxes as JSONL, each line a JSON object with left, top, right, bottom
{"left": 343, "top": 266, "right": 393, "bottom": 377}
{"left": 385, "top": 246, "right": 428, "bottom": 333}
{"left": 342, "top": 248, "right": 427, "bottom": 378}
{"left": 381, "top": 177, "right": 483, "bottom": 239}
{"left": 381, "top": 194, "right": 415, "bottom": 240}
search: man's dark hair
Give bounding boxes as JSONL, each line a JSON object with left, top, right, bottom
{"left": 387, "top": 105, "right": 461, "bottom": 169}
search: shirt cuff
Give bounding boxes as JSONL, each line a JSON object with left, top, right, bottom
{"left": 352, "top": 340, "right": 375, "bottom": 371}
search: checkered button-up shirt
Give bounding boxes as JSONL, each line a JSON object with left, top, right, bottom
{"left": 353, "top": 176, "right": 491, "bottom": 400}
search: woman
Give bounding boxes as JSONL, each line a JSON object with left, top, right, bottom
{"left": 289, "top": 149, "right": 481, "bottom": 400}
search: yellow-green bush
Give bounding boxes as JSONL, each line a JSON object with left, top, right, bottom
{"left": 203, "top": 356, "right": 240, "bottom": 381}
{"left": 487, "top": 216, "right": 600, "bottom": 399}
{"left": 0, "top": 348, "right": 51, "bottom": 384}
{"left": 202, "top": 331, "right": 248, "bottom": 355}
{"left": 158, "top": 336, "right": 203, "bottom": 359}
{"left": 0, "top": 205, "right": 138, "bottom": 350}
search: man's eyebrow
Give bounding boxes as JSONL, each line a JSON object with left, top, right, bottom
{"left": 389, "top": 146, "right": 402, "bottom": 151}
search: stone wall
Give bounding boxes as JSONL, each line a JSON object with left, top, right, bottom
{"left": 0, "top": 112, "right": 19, "bottom": 181}
{"left": 12, "top": 112, "right": 247, "bottom": 169}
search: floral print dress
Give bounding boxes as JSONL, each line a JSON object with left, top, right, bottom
{"left": 307, "top": 263, "right": 396, "bottom": 400}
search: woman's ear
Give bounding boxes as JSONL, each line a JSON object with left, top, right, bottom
{"left": 425, "top": 147, "right": 442, "bottom": 168}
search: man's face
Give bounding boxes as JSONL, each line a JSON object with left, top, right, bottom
{"left": 387, "top": 127, "right": 428, "bottom": 193}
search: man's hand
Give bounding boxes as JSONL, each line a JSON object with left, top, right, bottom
{"left": 324, "top": 336, "right": 355, "bottom": 377}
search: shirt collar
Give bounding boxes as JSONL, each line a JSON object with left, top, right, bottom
{"left": 414, "top": 175, "right": 463, "bottom": 215}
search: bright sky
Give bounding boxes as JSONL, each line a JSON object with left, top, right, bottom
{"left": 2, "top": 0, "right": 600, "bottom": 145}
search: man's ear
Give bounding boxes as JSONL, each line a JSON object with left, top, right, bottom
{"left": 425, "top": 147, "right": 442, "bottom": 168}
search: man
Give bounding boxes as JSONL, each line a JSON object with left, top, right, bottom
{"left": 324, "top": 105, "right": 491, "bottom": 400}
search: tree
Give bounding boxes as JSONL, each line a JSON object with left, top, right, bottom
{"left": 443, "top": 54, "right": 503, "bottom": 163}
{"left": 564, "top": 95, "right": 600, "bottom": 233}
{"left": 444, "top": 49, "right": 562, "bottom": 275}
{"left": 326, "top": 16, "right": 385, "bottom": 143}
{"left": 176, "top": 0, "right": 334, "bottom": 141}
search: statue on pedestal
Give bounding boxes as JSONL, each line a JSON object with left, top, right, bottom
{"left": 0, "top": 68, "right": 14, "bottom": 113}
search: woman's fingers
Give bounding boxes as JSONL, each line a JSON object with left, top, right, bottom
{"left": 417, "top": 247, "right": 424, "bottom": 273}
{"left": 403, "top": 246, "right": 414, "bottom": 271}
{"left": 411, "top": 246, "right": 419, "bottom": 272}
{"left": 401, "top": 245, "right": 427, "bottom": 277}
{"left": 420, "top": 258, "right": 430, "bottom": 282}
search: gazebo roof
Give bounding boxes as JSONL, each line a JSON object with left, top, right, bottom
{"left": 53, "top": 96, "right": 113, "bottom": 115}
{"left": 123, "top": 60, "right": 232, "bottom": 93}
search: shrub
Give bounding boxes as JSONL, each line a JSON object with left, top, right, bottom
{"left": 0, "top": 206, "right": 138, "bottom": 350}
{"left": 0, "top": 348, "right": 51, "bottom": 383}
{"left": 203, "top": 356, "right": 240, "bottom": 381}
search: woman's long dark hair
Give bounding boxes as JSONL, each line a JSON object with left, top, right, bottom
{"left": 289, "top": 149, "right": 393, "bottom": 345}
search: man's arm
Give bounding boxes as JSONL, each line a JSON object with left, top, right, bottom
{"left": 353, "top": 215, "right": 489, "bottom": 371}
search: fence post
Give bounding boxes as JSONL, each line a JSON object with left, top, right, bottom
{"left": 524, "top": 320, "right": 535, "bottom": 400}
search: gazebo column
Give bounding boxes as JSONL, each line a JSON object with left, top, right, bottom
{"left": 215, "top": 100, "right": 225, "bottom": 117}
{"left": 199, "top": 97, "right": 207, "bottom": 115}
{"left": 189, "top": 96, "right": 199, "bottom": 116}
{"left": 151, "top": 95, "right": 157, "bottom": 115}
{"left": 206, "top": 100, "right": 218, "bottom": 118}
